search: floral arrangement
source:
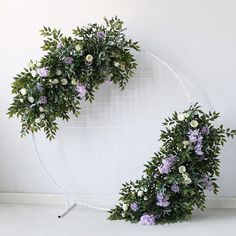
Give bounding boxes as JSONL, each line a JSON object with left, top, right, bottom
{"left": 108, "top": 104, "right": 236, "bottom": 225}
{"left": 7, "top": 17, "right": 139, "bottom": 140}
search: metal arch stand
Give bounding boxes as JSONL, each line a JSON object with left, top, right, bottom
{"left": 31, "top": 51, "right": 192, "bottom": 218}
{"left": 58, "top": 195, "right": 77, "bottom": 218}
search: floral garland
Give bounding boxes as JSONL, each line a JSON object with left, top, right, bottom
{"left": 7, "top": 17, "right": 139, "bottom": 140}
{"left": 108, "top": 104, "right": 236, "bottom": 225}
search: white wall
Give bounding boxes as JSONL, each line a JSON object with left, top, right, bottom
{"left": 0, "top": 0, "right": 236, "bottom": 197}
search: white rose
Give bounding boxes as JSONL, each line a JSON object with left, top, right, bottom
{"left": 71, "top": 79, "right": 77, "bottom": 85}
{"left": 179, "top": 166, "right": 186, "bottom": 174}
{"left": 137, "top": 190, "right": 143, "bottom": 197}
{"left": 20, "top": 88, "right": 27, "bottom": 96}
{"left": 61, "top": 78, "right": 68, "bottom": 85}
{"left": 75, "top": 44, "right": 82, "bottom": 51}
{"left": 56, "top": 69, "right": 62, "bottom": 76}
{"left": 122, "top": 204, "right": 128, "bottom": 211}
{"left": 190, "top": 120, "right": 198, "bottom": 128}
{"left": 114, "top": 61, "right": 120, "bottom": 67}
{"left": 183, "top": 177, "right": 192, "bottom": 185}
{"left": 177, "top": 113, "right": 185, "bottom": 121}
{"left": 182, "top": 140, "right": 189, "bottom": 147}
{"left": 144, "top": 196, "right": 148, "bottom": 201}
{"left": 28, "top": 96, "right": 34, "bottom": 103}
{"left": 31, "top": 70, "right": 37, "bottom": 77}
{"left": 39, "top": 114, "right": 45, "bottom": 119}
{"left": 85, "top": 54, "right": 93, "bottom": 63}
{"left": 35, "top": 118, "right": 41, "bottom": 124}
{"left": 182, "top": 173, "right": 188, "bottom": 179}
{"left": 184, "top": 112, "right": 190, "bottom": 118}
{"left": 39, "top": 106, "right": 44, "bottom": 112}
{"left": 52, "top": 79, "right": 59, "bottom": 84}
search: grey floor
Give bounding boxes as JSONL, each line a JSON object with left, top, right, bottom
{"left": 0, "top": 204, "right": 235, "bottom": 236}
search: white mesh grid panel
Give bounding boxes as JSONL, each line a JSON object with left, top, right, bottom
{"left": 34, "top": 52, "right": 190, "bottom": 201}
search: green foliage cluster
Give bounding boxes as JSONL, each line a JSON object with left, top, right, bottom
{"left": 8, "top": 17, "right": 139, "bottom": 140}
{"left": 108, "top": 104, "right": 236, "bottom": 225}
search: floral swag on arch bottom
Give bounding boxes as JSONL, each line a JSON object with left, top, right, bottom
{"left": 108, "top": 103, "right": 236, "bottom": 225}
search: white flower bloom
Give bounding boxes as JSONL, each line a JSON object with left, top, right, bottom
{"left": 19, "top": 98, "right": 24, "bottom": 103}
{"left": 182, "top": 140, "right": 189, "bottom": 147}
{"left": 28, "top": 96, "right": 34, "bottom": 103}
{"left": 85, "top": 54, "right": 93, "bottom": 63}
{"left": 31, "top": 70, "right": 37, "bottom": 77}
{"left": 39, "top": 114, "right": 45, "bottom": 119}
{"left": 114, "top": 61, "right": 120, "bottom": 67}
{"left": 52, "top": 79, "right": 59, "bottom": 84}
{"left": 122, "top": 204, "right": 128, "bottom": 211}
{"left": 61, "top": 78, "right": 68, "bottom": 85}
{"left": 182, "top": 173, "right": 188, "bottom": 179}
{"left": 190, "top": 120, "right": 198, "bottom": 128}
{"left": 184, "top": 112, "right": 190, "bottom": 118}
{"left": 137, "top": 190, "right": 143, "bottom": 197}
{"left": 179, "top": 166, "right": 186, "bottom": 174}
{"left": 39, "top": 106, "right": 44, "bottom": 112}
{"left": 56, "top": 70, "right": 62, "bottom": 76}
{"left": 71, "top": 79, "right": 77, "bottom": 85}
{"left": 183, "top": 176, "right": 192, "bottom": 185}
{"left": 35, "top": 118, "right": 41, "bottom": 124}
{"left": 20, "top": 88, "right": 27, "bottom": 96}
{"left": 120, "top": 64, "right": 126, "bottom": 70}
{"left": 75, "top": 44, "right": 82, "bottom": 51}
{"left": 177, "top": 113, "right": 185, "bottom": 121}
{"left": 36, "top": 62, "right": 42, "bottom": 67}
{"left": 144, "top": 196, "right": 148, "bottom": 201}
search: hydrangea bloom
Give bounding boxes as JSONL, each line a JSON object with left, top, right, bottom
{"left": 201, "top": 126, "right": 210, "bottom": 135}
{"left": 156, "top": 193, "right": 170, "bottom": 207}
{"left": 37, "top": 67, "right": 49, "bottom": 77}
{"left": 39, "top": 96, "right": 47, "bottom": 104}
{"left": 130, "top": 203, "right": 139, "bottom": 212}
{"left": 75, "top": 83, "right": 87, "bottom": 98}
{"left": 171, "top": 183, "right": 180, "bottom": 193}
{"left": 201, "top": 175, "right": 213, "bottom": 191}
{"left": 139, "top": 214, "right": 155, "bottom": 225}
{"left": 158, "top": 155, "right": 176, "bottom": 174}
{"left": 96, "top": 31, "right": 106, "bottom": 39}
{"left": 64, "top": 56, "right": 74, "bottom": 64}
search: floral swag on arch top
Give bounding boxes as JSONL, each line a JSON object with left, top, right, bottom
{"left": 8, "top": 17, "right": 140, "bottom": 140}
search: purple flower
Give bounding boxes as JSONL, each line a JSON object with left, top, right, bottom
{"left": 96, "top": 31, "right": 106, "bottom": 39}
{"left": 156, "top": 193, "right": 170, "bottom": 207}
{"left": 195, "top": 142, "right": 204, "bottom": 156}
{"left": 201, "top": 175, "right": 213, "bottom": 191}
{"left": 64, "top": 56, "right": 74, "bottom": 64}
{"left": 188, "top": 129, "right": 201, "bottom": 143}
{"left": 201, "top": 126, "right": 210, "bottom": 135}
{"left": 56, "top": 42, "right": 63, "bottom": 49}
{"left": 139, "top": 214, "right": 155, "bottom": 225}
{"left": 75, "top": 83, "right": 87, "bottom": 98}
{"left": 130, "top": 203, "right": 139, "bottom": 212}
{"left": 171, "top": 183, "right": 180, "bottom": 193}
{"left": 39, "top": 96, "right": 47, "bottom": 104}
{"left": 158, "top": 155, "right": 176, "bottom": 175}
{"left": 37, "top": 68, "right": 49, "bottom": 77}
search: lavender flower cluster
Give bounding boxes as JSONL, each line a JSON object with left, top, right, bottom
{"left": 156, "top": 192, "right": 170, "bottom": 207}
{"left": 188, "top": 126, "right": 209, "bottom": 157}
{"left": 158, "top": 154, "right": 176, "bottom": 174}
